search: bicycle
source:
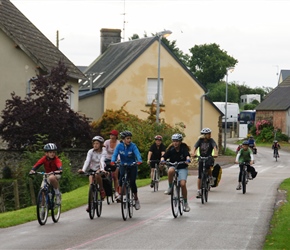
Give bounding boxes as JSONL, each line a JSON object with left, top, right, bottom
{"left": 117, "top": 162, "right": 137, "bottom": 221}
{"left": 150, "top": 160, "right": 161, "bottom": 192}
{"left": 273, "top": 148, "right": 279, "bottom": 161}
{"left": 82, "top": 170, "right": 103, "bottom": 219}
{"left": 29, "top": 171, "right": 61, "bottom": 226}
{"left": 198, "top": 156, "right": 212, "bottom": 204}
{"left": 104, "top": 164, "right": 117, "bottom": 205}
{"left": 164, "top": 161, "right": 187, "bottom": 218}
{"left": 240, "top": 162, "right": 250, "bottom": 194}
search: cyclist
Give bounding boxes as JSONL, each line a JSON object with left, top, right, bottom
{"left": 248, "top": 135, "right": 257, "bottom": 153}
{"left": 272, "top": 140, "right": 281, "bottom": 157}
{"left": 235, "top": 140, "right": 257, "bottom": 190}
{"left": 147, "top": 135, "right": 166, "bottom": 188}
{"left": 104, "top": 130, "right": 120, "bottom": 199}
{"left": 160, "top": 133, "right": 191, "bottom": 212}
{"left": 191, "top": 128, "right": 218, "bottom": 199}
{"left": 111, "top": 130, "right": 142, "bottom": 210}
{"left": 29, "top": 143, "right": 62, "bottom": 205}
{"left": 78, "top": 136, "right": 107, "bottom": 210}
{"left": 236, "top": 144, "right": 242, "bottom": 154}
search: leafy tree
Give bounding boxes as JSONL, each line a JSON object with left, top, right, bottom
{"left": 0, "top": 61, "right": 92, "bottom": 150}
{"left": 187, "top": 43, "right": 238, "bottom": 87}
{"left": 207, "top": 82, "right": 240, "bottom": 103}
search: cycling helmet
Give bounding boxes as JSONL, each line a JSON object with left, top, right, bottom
{"left": 171, "top": 133, "right": 183, "bottom": 141}
{"left": 154, "top": 135, "right": 163, "bottom": 140}
{"left": 201, "top": 128, "right": 212, "bottom": 134}
{"left": 120, "top": 130, "right": 132, "bottom": 139}
{"left": 110, "top": 130, "right": 119, "bottom": 137}
{"left": 92, "top": 136, "right": 104, "bottom": 143}
{"left": 43, "top": 143, "right": 57, "bottom": 151}
{"left": 273, "top": 140, "right": 278, "bottom": 143}
{"left": 242, "top": 140, "right": 249, "bottom": 145}
{"left": 249, "top": 135, "right": 253, "bottom": 138}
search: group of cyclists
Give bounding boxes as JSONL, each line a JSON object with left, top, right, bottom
{"left": 31, "top": 127, "right": 281, "bottom": 215}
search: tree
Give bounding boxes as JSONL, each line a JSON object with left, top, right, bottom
{"left": 187, "top": 43, "right": 238, "bottom": 87}
{"left": 207, "top": 82, "right": 240, "bottom": 103}
{"left": 0, "top": 61, "right": 92, "bottom": 150}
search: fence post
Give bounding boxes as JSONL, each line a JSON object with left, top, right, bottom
{"left": 29, "top": 178, "right": 36, "bottom": 205}
{"left": 13, "top": 180, "right": 20, "bottom": 210}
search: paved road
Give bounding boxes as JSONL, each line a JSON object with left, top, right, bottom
{"left": 1, "top": 144, "right": 289, "bottom": 249}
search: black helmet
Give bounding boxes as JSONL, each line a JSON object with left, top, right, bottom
{"left": 92, "top": 136, "right": 104, "bottom": 143}
{"left": 242, "top": 140, "right": 249, "bottom": 145}
{"left": 120, "top": 130, "right": 132, "bottom": 139}
{"left": 43, "top": 143, "right": 57, "bottom": 152}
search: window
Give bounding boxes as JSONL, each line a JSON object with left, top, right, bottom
{"left": 147, "top": 78, "right": 163, "bottom": 104}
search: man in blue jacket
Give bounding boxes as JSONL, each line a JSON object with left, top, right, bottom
{"left": 111, "top": 130, "right": 142, "bottom": 210}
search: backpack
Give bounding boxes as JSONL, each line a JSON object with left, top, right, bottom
{"left": 102, "top": 175, "right": 113, "bottom": 196}
{"left": 212, "top": 164, "right": 222, "bottom": 187}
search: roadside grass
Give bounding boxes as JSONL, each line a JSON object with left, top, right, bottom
{"left": 0, "top": 178, "right": 157, "bottom": 228}
{"left": 263, "top": 178, "right": 290, "bottom": 249}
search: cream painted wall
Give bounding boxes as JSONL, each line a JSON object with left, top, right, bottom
{"left": 79, "top": 93, "right": 104, "bottom": 121}
{"left": 104, "top": 40, "right": 220, "bottom": 146}
{"left": 0, "top": 30, "right": 79, "bottom": 115}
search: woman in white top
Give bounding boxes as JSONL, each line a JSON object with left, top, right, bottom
{"left": 78, "top": 136, "right": 107, "bottom": 205}
{"left": 104, "top": 130, "right": 120, "bottom": 199}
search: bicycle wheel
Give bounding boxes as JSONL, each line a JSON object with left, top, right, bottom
{"left": 121, "top": 183, "right": 128, "bottom": 221}
{"left": 171, "top": 181, "right": 179, "bottom": 218}
{"left": 96, "top": 187, "right": 102, "bottom": 217}
{"left": 88, "top": 184, "right": 95, "bottom": 219}
{"left": 201, "top": 174, "right": 206, "bottom": 204}
{"left": 274, "top": 149, "right": 278, "bottom": 161}
{"left": 153, "top": 168, "right": 159, "bottom": 192}
{"left": 178, "top": 184, "right": 184, "bottom": 216}
{"left": 36, "top": 190, "right": 48, "bottom": 225}
{"left": 51, "top": 192, "right": 61, "bottom": 223}
{"left": 128, "top": 186, "right": 134, "bottom": 218}
{"left": 242, "top": 171, "right": 247, "bottom": 194}
{"left": 205, "top": 179, "right": 209, "bottom": 203}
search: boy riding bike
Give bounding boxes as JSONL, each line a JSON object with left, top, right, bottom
{"left": 272, "top": 140, "right": 281, "bottom": 157}
{"left": 29, "top": 143, "right": 62, "bottom": 205}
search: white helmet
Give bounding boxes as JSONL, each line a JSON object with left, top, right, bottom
{"left": 171, "top": 133, "right": 183, "bottom": 141}
{"left": 201, "top": 128, "right": 212, "bottom": 134}
{"left": 92, "top": 136, "right": 104, "bottom": 143}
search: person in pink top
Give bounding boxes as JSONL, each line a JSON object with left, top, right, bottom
{"left": 104, "top": 130, "right": 120, "bottom": 199}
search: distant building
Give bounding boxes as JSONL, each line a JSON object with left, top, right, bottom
{"left": 240, "top": 94, "right": 261, "bottom": 107}
{"left": 278, "top": 69, "right": 290, "bottom": 85}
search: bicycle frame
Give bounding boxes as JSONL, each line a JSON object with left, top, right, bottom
{"left": 240, "top": 162, "right": 249, "bottom": 194}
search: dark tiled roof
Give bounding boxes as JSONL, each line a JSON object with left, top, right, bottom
{"left": 0, "top": 0, "right": 84, "bottom": 79}
{"left": 79, "top": 36, "right": 206, "bottom": 92}
{"left": 255, "top": 76, "right": 290, "bottom": 111}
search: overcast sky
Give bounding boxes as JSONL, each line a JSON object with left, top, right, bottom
{"left": 10, "top": 0, "right": 290, "bottom": 89}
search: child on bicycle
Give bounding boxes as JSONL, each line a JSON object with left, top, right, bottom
{"left": 147, "top": 135, "right": 166, "bottom": 188}
{"left": 191, "top": 128, "right": 218, "bottom": 199}
{"left": 104, "top": 130, "right": 120, "bottom": 199}
{"left": 160, "top": 133, "right": 191, "bottom": 212}
{"left": 235, "top": 140, "right": 257, "bottom": 190}
{"left": 272, "top": 140, "right": 281, "bottom": 157}
{"left": 78, "top": 136, "right": 107, "bottom": 210}
{"left": 29, "top": 143, "right": 62, "bottom": 205}
{"left": 111, "top": 130, "right": 142, "bottom": 210}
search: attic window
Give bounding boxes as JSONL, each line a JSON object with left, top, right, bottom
{"left": 147, "top": 78, "right": 163, "bottom": 104}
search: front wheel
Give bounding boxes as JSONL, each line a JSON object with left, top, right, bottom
{"left": 51, "top": 192, "right": 61, "bottom": 223}
{"left": 121, "top": 183, "right": 128, "bottom": 221}
{"left": 96, "top": 186, "right": 103, "bottom": 217}
{"left": 171, "top": 182, "right": 179, "bottom": 218}
{"left": 153, "top": 168, "right": 159, "bottom": 192}
{"left": 178, "top": 184, "right": 184, "bottom": 216}
{"left": 128, "top": 187, "right": 134, "bottom": 218}
{"left": 36, "top": 190, "right": 48, "bottom": 226}
{"left": 242, "top": 171, "right": 247, "bottom": 194}
{"left": 88, "top": 184, "right": 95, "bottom": 219}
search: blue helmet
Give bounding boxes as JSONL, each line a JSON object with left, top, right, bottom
{"left": 242, "top": 140, "right": 249, "bottom": 145}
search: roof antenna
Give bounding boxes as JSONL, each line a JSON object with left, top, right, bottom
{"left": 121, "top": 0, "right": 127, "bottom": 42}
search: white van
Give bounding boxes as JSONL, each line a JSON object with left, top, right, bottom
{"left": 213, "top": 102, "right": 240, "bottom": 128}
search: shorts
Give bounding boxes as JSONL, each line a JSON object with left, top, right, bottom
{"left": 41, "top": 174, "right": 61, "bottom": 188}
{"left": 169, "top": 167, "right": 188, "bottom": 181}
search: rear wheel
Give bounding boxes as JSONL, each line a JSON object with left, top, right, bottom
{"left": 121, "top": 183, "right": 128, "bottom": 221}
{"left": 51, "top": 192, "right": 61, "bottom": 223}
{"left": 153, "top": 168, "right": 159, "bottom": 192}
{"left": 88, "top": 184, "right": 95, "bottom": 219}
{"left": 36, "top": 190, "right": 48, "bottom": 225}
{"left": 96, "top": 186, "right": 102, "bottom": 217}
{"left": 171, "top": 181, "right": 179, "bottom": 218}
{"left": 242, "top": 170, "right": 247, "bottom": 194}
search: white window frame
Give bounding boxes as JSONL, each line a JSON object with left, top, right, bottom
{"left": 147, "top": 78, "right": 163, "bottom": 105}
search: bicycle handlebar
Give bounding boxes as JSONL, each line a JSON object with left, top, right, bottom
{"left": 163, "top": 161, "right": 188, "bottom": 167}
{"left": 29, "top": 171, "right": 62, "bottom": 176}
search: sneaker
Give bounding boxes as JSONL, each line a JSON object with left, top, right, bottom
{"left": 114, "top": 191, "right": 119, "bottom": 198}
{"left": 56, "top": 193, "right": 61, "bottom": 205}
{"left": 100, "top": 189, "right": 106, "bottom": 200}
{"left": 135, "top": 199, "right": 141, "bottom": 210}
{"left": 150, "top": 180, "right": 154, "bottom": 188}
{"left": 236, "top": 184, "right": 241, "bottom": 190}
{"left": 209, "top": 176, "right": 215, "bottom": 186}
{"left": 115, "top": 194, "right": 121, "bottom": 202}
{"left": 248, "top": 173, "right": 253, "bottom": 180}
{"left": 184, "top": 202, "right": 190, "bottom": 212}
{"left": 86, "top": 206, "right": 89, "bottom": 213}
{"left": 196, "top": 190, "right": 201, "bottom": 198}
{"left": 164, "top": 187, "right": 172, "bottom": 195}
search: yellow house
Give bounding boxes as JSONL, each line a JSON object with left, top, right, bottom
{"left": 0, "top": 0, "right": 84, "bottom": 115}
{"left": 79, "top": 29, "right": 223, "bottom": 150}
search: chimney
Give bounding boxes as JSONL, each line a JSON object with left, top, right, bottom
{"left": 100, "top": 28, "right": 122, "bottom": 54}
